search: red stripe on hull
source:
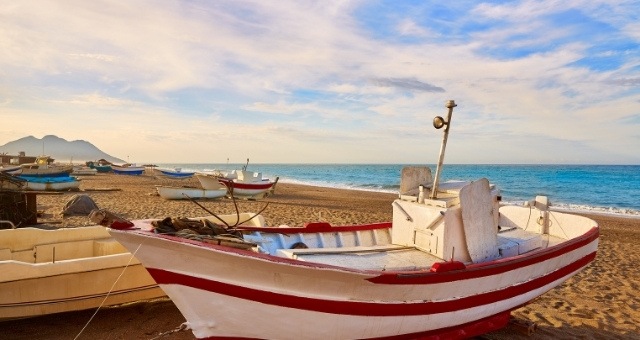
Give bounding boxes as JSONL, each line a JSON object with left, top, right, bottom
{"left": 147, "top": 251, "right": 596, "bottom": 317}
{"left": 219, "top": 179, "right": 274, "bottom": 190}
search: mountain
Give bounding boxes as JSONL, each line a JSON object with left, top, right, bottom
{"left": 0, "top": 135, "right": 126, "bottom": 164}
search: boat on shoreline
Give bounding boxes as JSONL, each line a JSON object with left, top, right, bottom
{"left": 10, "top": 156, "right": 73, "bottom": 177}
{"left": 17, "top": 176, "right": 80, "bottom": 191}
{"left": 112, "top": 164, "right": 144, "bottom": 175}
{"left": 196, "top": 171, "right": 277, "bottom": 199}
{"left": 151, "top": 167, "right": 195, "bottom": 179}
{"left": 0, "top": 226, "right": 165, "bottom": 321}
{"left": 155, "top": 185, "right": 227, "bottom": 200}
{"left": 86, "top": 161, "right": 112, "bottom": 173}
{"left": 109, "top": 100, "right": 599, "bottom": 339}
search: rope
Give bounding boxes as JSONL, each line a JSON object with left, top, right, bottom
{"left": 149, "top": 322, "right": 189, "bottom": 340}
{"left": 73, "top": 241, "right": 143, "bottom": 340}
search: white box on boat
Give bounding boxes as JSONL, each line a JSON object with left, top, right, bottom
{"left": 499, "top": 228, "right": 542, "bottom": 254}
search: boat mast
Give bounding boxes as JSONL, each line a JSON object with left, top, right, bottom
{"left": 430, "top": 100, "right": 456, "bottom": 199}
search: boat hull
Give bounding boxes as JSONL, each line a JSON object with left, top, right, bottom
{"left": 110, "top": 223, "right": 598, "bottom": 339}
{"left": 0, "top": 227, "right": 165, "bottom": 320}
{"left": 112, "top": 166, "right": 144, "bottom": 175}
{"left": 152, "top": 168, "right": 195, "bottom": 179}
{"left": 156, "top": 185, "right": 227, "bottom": 200}
{"left": 18, "top": 176, "right": 80, "bottom": 191}
{"left": 198, "top": 175, "right": 275, "bottom": 198}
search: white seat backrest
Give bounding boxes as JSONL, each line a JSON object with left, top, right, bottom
{"left": 399, "top": 166, "right": 432, "bottom": 195}
{"left": 459, "top": 178, "right": 498, "bottom": 263}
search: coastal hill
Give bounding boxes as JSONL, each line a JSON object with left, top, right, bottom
{"left": 0, "top": 135, "right": 125, "bottom": 164}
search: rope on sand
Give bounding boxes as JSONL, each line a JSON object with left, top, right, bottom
{"left": 149, "top": 322, "right": 189, "bottom": 339}
{"left": 73, "top": 242, "right": 144, "bottom": 340}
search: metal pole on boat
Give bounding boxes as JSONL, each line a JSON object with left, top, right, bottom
{"left": 430, "top": 100, "right": 456, "bottom": 199}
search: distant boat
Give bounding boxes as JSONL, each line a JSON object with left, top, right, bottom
{"left": 12, "top": 156, "right": 73, "bottom": 177}
{"left": 86, "top": 161, "right": 112, "bottom": 173}
{"left": 72, "top": 166, "right": 97, "bottom": 176}
{"left": 155, "top": 185, "right": 227, "bottom": 200}
{"left": 197, "top": 171, "right": 277, "bottom": 199}
{"left": 152, "top": 167, "right": 195, "bottom": 179}
{"left": 112, "top": 164, "right": 144, "bottom": 175}
{"left": 18, "top": 176, "right": 80, "bottom": 191}
{"left": 0, "top": 225, "right": 166, "bottom": 320}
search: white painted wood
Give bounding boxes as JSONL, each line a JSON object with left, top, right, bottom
{"left": 460, "top": 178, "right": 499, "bottom": 263}
{"left": 155, "top": 185, "right": 227, "bottom": 200}
{"left": 399, "top": 166, "right": 432, "bottom": 196}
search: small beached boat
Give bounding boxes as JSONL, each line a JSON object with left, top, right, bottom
{"left": 12, "top": 156, "right": 73, "bottom": 177}
{"left": 18, "top": 176, "right": 80, "bottom": 191}
{"left": 86, "top": 161, "right": 112, "bottom": 173}
{"left": 155, "top": 185, "right": 227, "bottom": 200}
{"left": 0, "top": 225, "right": 165, "bottom": 320}
{"left": 0, "top": 212, "right": 265, "bottom": 321}
{"left": 152, "top": 167, "right": 195, "bottom": 179}
{"left": 72, "top": 166, "right": 98, "bottom": 176}
{"left": 109, "top": 101, "right": 599, "bottom": 339}
{"left": 112, "top": 164, "right": 145, "bottom": 175}
{"left": 197, "top": 171, "right": 277, "bottom": 199}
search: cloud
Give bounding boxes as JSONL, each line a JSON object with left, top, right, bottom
{"left": 370, "top": 78, "right": 445, "bottom": 93}
{"left": 0, "top": 1, "right": 638, "bottom": 164}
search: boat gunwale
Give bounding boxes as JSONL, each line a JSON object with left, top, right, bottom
{"left": 113, "top": 224, "right": 598, "bottom": 282}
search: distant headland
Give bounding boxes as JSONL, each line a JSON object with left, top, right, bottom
{"left": 0, "top": 135, "right": 125, "bottom": 164}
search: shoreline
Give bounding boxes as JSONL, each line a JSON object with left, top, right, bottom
{"left": 2, "top": 173, "right": 639, "bottom": 339}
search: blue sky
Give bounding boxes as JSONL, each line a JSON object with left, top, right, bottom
{"left": 0, "top": 0, "right": 638, "bottom": 164}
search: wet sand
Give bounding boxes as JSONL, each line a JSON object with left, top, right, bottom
{"left": 2, "top": 173, "right": 639, "bottom": 339}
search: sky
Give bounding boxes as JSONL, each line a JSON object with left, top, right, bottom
{"left": 0, "top": 0, "right": 639, "bottom": 164}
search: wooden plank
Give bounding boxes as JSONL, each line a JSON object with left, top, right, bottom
{"left": 459, "top": 178, "right": 498, "bottom": 263}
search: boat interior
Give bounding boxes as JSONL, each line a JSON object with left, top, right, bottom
{"left": 0, "top": 226, "right": 127, "bottom": 268}
{"left": 240, "top": 166, "right": 597, "bottom": 271}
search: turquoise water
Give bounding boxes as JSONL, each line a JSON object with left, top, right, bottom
{"left": 156, "top": 163, "right": 640, "bottom": 217}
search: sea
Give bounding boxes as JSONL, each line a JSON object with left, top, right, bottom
{"left": 154, "top": 163, "right": 640, "bottom": 217}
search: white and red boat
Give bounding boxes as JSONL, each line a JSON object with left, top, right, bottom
{"left": 196, "top": 171, "right": 277, "bottom": 199}
{"left": 109, "top": 101, "right": 599, "bottom": 339}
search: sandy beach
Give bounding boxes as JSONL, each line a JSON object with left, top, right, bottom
{"left": 2, "top": 173, "right": 639, "bottom": 339}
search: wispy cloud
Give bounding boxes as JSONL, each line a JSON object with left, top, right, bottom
{"left": 0, "top": 0, "right": 638, "bottom": 164}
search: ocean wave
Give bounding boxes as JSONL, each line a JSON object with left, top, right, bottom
{"left": 501, "top": 200, "right": 640, "bottom": 218}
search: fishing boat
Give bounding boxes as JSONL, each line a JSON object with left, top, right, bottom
{"left": 155, "top": 185, "right": 227, "bottom": 200}
{"left": 112, "top": 164, "right": 145, "bottom": 175}
{"left": 18, "top": 176, "right": 80, "bottom": 191}
{"left": 0, "top": 212, "right": 265, "bottom": 321}
{"left": 0, "top": 225, "right": 165, "bottom": 320}
{"left": 11, "top": 156, "right": 73, "bottom": 177}
{"left": 72, "top": 166, "right": 98, "bottom": 176}
{"left": 196, "top": 171, "right": 277, "bottom": 199}
{"left": 86, "top": 161, "right": 112, "bottom": 173}
{"left": 109, "top": 100, "right": 599, "bottom": 339}
{"left": 152, "top": 167, "right": 195, "bottom": 179}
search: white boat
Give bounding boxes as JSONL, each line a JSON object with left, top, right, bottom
{"left": 109, "top": 100, "right": 599, "bottom": 339}
{"left": 12, "top": 156, "right": 73, "bottom": 177}
{"left": 196, "top": 172, "right": 277, "bottom": 199}
{"left": 0, "top": 225, "right": 165, "bottom": 320}
{"left": 151, "top": 167, "right": 195, "bottom": 179}
{"left": 112, "top": 164, "right": 145, "bottom": 175}
{"left": 18, "top": 176, "right": 80, "bottom": 191}
{"left": 0, "top": 172, "right": 25, "bottom": 191}
{"left": 72, "top": 166, "right": 97, "bottom": 176}
{"left": 0, "top": 213, "right": 265, "bottom": 321}
{"left": 155, "top": 185, "right": 227, "bottom": 200}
